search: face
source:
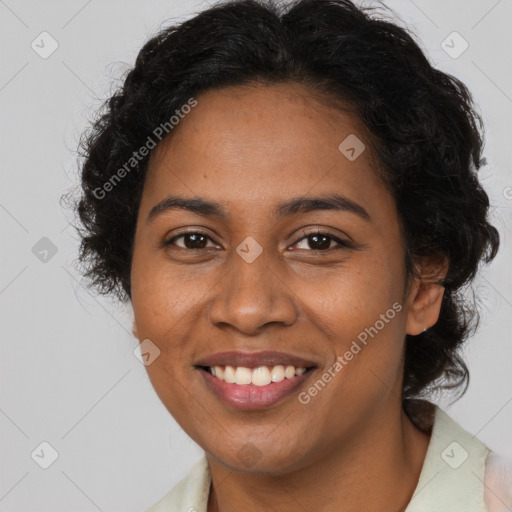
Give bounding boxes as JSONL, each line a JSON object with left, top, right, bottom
{"left": 130, "top": 82, "right": 440, "bottom": 474}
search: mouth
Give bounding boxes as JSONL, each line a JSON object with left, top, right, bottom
{"left": 199, "top": 364, "right": 312, "bottom": 385}
{"left": 194, "top": 351, "right": 318, "bottom": 410}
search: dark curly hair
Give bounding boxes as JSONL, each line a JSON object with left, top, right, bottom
{"left": 65, "top": 0, "right": 500, "bottom": 404}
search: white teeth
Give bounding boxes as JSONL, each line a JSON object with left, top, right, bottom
{"left": 252, "top": 366, "right": 272, "bottom": 386}
{"left": 224, "top": 365, "right": 236, "bottom": 383}
{"left": 213, "top": 366, "right": 224, "bottom": 380}
{"left": 271, "top": 365, "right": 285, "bottom": 382}
{"left": 234, "top": 367, "right": 252, "bottom": 385}
{"left": 208, "top": 364, "right": 308, "bottom": 385}
{"left": 284, "top": 365, "right": 295, "bottom": 379}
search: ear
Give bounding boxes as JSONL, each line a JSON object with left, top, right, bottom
{"left": 132, "top": 320, "right": 138, "bottom": 339}
{"left": 405, "top": 256, "right": 449, "bottom": 336}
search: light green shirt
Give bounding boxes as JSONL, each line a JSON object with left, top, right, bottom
{"left": 145, "top": 405, "right": 512, "bottom": 511}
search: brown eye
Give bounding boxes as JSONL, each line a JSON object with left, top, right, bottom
{"left": 293, "top": 230, "right": 350, "bottom": 251}
{"left": 164, "top": 232, "right": 217, "bottom": 250}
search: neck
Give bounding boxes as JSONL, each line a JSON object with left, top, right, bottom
{"left": 206, "top": 402, "right": 431, "bottom": 512}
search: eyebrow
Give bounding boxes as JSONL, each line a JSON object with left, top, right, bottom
{"left": 146, "top": 193, "right": 371, "bottom": 224}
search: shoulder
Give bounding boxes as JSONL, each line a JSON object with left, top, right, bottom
{"left": 484, "top": 451, "right": 512, "bottom": 512}
{"left": 405, "top": 400, "right": 490, "bottom": 511}
{"left": 144, "top": 455, "right": 211, "bottom": 512}
{"left": 403, "top": 399, "right": 512, "bottom": 512}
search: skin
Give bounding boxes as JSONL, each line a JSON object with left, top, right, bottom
{"left": 130, "top": 82, "right": 447, "bottom": 512}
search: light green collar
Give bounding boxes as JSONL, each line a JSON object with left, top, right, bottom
{"left": 405, "top": 405, "right": 489, "bottom": 512}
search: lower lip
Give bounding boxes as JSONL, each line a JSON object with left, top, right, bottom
{"left": 198, "top": 368, "right": 315, "bottom": 410}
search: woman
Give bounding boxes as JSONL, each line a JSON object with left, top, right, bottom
{"left": 71, "top": 0, "right": 511, "bottom": 510}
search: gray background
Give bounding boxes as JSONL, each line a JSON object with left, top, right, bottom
{"left": 1, "top": 0, "right": 511, "bottom": 510}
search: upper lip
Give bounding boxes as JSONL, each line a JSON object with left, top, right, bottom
{"left": 194, "top": 350, "right": 318, "bottom": 369}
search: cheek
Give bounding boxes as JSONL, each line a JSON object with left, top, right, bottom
{"left": 306, "top": 257, "right": 402, "bottom": 334}
{"left": 131, "top": 246, "right": 207, "bottom": 336}
{"left": 305, "top": 256, "right": 407, "bottom": 389}
{"left": 143, "top": 359, "right": 212, "bottom": 447}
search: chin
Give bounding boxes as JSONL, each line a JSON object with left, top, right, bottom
{"left": 206, "top": 440, "right": 312, "bottom": 475}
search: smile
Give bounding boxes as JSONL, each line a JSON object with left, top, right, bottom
{"left": 194, "top": 350, "right": 318, "bottom": 409}
{"left": 204, "top": 364, "right": 307, "bottom": 386}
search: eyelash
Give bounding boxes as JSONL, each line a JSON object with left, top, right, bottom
{"left": 163, "top": 228, "right": 351, "bottom": 252}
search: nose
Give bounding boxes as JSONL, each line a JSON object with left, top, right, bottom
{"left": 207, "top": 248, "right": 298, "bottom": 335}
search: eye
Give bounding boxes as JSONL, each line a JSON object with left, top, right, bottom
{"left": 163, "top": 231, "right": 219, "bottom": 250}
{"left": 292, "top": 229, "right": 351, "bottom": 251}
{"left": 162, "top": 229, "right": 351, "bottom": 252}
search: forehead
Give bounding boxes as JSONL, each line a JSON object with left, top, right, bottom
{"left": 149, "top": 82, "right": 367, "bottom": 157}
{"left": 142, "top": 82, "right": 391, "bottom": 219}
